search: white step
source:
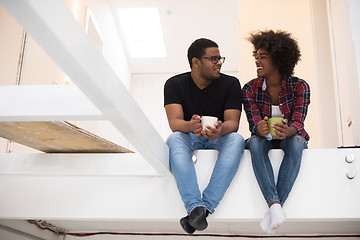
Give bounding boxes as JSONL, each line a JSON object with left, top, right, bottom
{"left": 0, "top": 149, "right": 359, "bottom": 235}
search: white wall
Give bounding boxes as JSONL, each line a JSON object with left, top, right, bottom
{"left": 348, "top": 0, "right": 360, "bottom": 100}
{"left": 131, "top": 71, "right": 245, "bottom": 142}
{"left": 238, "top": 0, "right": 321, "bottom": 148}
{"left": 329, "top": 0, "right": 360, "bottom": 147}
{"left": 0, "top": 5, "right": 24, "bottom": 86}
{"left": 310, "top": 0, "right": 340, "bottom": 148}
{"left": 131, "top": 0, "right": 325, "bottom": 148}
{"left": 131, "top": 73, "right": 172, "bottom": 141}
{"left": 0, "top": 4, "right": 22, "bottom": 152}
{"left": 131, "top": 0, "right": 350, "bottom": 149}
{"left": 131, "top": 0, "right": 360, "bottom": 149}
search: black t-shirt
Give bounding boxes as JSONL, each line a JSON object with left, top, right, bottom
{"left": 164, "top": 72, "right": 242, "bottom": 122}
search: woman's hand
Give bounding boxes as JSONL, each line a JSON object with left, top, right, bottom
{"left": 273, "top": 119, "right": 289, "bottom": 139}
{"left": 256, "top": 116, "right": 270, "bottom": 137}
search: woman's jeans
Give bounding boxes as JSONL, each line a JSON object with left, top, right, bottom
{"left": 245, "top": 135, "right": 308, "bottom": 206}
{"left": 166, "top": 132, "right": 244, "bottom": 214}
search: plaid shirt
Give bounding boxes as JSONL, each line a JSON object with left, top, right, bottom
{"left": 242, "top": 76, "right": 310, "bottom": 141}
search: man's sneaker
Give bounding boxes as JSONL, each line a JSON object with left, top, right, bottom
{"left": 188, "top": 206, "right": 208, "bottom": 231}
{"left": 180, "top": 215, "right": 196, "bottom": 234}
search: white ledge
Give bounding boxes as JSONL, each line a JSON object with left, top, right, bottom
{"left": 0, "top": 149, "right": 359, "bottom": 235}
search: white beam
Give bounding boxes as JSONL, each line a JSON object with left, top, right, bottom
{"left": 0, "top": 85, "right": 102, "bottom": 121}
{"left": 0, "top": 0, "right": 170, "bottom": 175}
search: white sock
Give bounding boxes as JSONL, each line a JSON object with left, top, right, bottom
{"left": 260, "top": 210, "right": 276, "bottom": 234}
{"left": 260, "top": 210, "right": 271, "bottom": 233}
{"left": 267, "top": 225, "right": 276, "bottom": 234}
{"left": 269, "top": 203, "right": 286, "bottom": 230}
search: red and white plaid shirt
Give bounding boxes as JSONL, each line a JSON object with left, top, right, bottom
{"left": 242, "top": 76, "right": 310, "bottom": 141}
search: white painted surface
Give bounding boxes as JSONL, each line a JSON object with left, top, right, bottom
{"left": 0, "top": 153, "right": 157, "bottom": 176}
{"left": 131, "top": 73, "right": 174, "bottom": 141}
{"left": 0, "top": 85, "right": 101, "bottom": 121}
{"left": 0, "top": 149, "right": 359, "bottom": 224}
{"left": 193, "top": 149, "right": 219, "bottom": 193}
{"left": 348, "top": 0, "right": 360, "bottom": 104}
{"left": 0, "top": 0, "right": 170, "bottom": 175}
{"left": 107, "top": 0, "right": 240, "bottom": 74}
{"left": 194, "top": 148, "right": 284, "bottom": 193}
{"left": 0, "top": 4, "right": 23, "bottom": 86}
{"left": 84, "top": 0, "right": 132, "bottom": 90}
{"left": 310, "top": 0, "right": 340, "bottom": 148}
{"left": 20, "top": 34, "right": 67, "bottom": 86}
{"left": 329, "top": 0, "right": 360, "bottom": 146}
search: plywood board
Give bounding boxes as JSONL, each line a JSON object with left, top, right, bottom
{"left": 0, "top": 121, "right": 133, "bottom": 153}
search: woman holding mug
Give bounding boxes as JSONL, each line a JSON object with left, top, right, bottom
{"left": 242, "top": 30, "right": 310, "bottom": 234}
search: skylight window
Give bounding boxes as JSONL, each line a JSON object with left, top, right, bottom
{"left": 117, "top": 8, "right": 166, "bottom": 58}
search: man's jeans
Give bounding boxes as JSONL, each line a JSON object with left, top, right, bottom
{"left": 245, "top": 135, "right": 308, "bottom": 206}
{"left": 166, "top": 132, "right": 244, "bottom": 214}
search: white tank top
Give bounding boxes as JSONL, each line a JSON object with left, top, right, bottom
{"left": 272, "top": 105, "right": 282, "bottom": 118}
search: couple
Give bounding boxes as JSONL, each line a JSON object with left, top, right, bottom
{"left": 164, "top": 30, "right": 310, "bottom": 234}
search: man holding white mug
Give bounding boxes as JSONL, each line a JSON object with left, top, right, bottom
{"left": 164, "top": 38, "right": 245, "bottom": 234}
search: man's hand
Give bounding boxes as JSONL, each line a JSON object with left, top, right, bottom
{"left": 256, "top": 116, "right": 270, "bottom": 137}
{"left": 189, "top": 114, "right": 202, "bottom": 137}
{"left": 202, "top": 121, "right": 222, "bottom": 140}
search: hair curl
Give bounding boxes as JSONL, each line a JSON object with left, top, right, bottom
{"left": 248, "top": 30, "right": 301, "bottom": 76}
{"left": 187, "top": 38, "right": 218, "bottom": 68}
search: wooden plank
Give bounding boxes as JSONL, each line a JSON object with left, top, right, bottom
{"left": 0, "top": 121, "right": 133, "bottom": 153}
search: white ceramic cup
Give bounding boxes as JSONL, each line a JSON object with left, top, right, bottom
{"left": 200, "top": 116, "right": 218, "bottom": 130}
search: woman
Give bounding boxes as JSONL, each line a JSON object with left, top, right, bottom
{"left": 242, "top": 30, "right": 310, "bottom": 234}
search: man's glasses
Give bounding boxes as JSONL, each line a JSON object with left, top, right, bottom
{"left": 201, "top": 56, "right": 225, "bottom": 64}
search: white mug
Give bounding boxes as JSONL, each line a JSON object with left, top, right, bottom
{"left": 200, "top": 116, "right": 218, "bottom": 130}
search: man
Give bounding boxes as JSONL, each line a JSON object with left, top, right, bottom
{"left": 164, "top": 38, "right": 245, "bottom": 234}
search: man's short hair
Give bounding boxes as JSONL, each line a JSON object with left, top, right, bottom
{"left": 187, "top": 38, "right": 218, "bottom": 68}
